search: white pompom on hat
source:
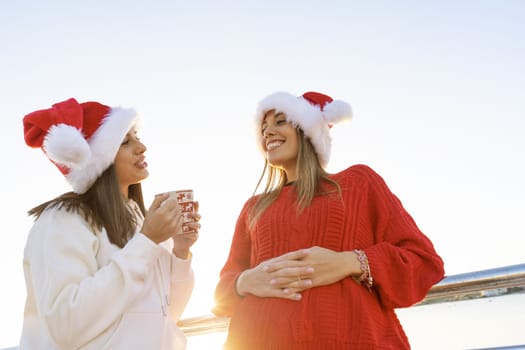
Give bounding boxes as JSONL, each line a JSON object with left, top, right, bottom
{"left": 255, "top": 91, "right": 352, "bottom": 167}
{"left": 23, "top": 98, "right": 139, "bottom": 193}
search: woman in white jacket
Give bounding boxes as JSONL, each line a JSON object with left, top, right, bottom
{"left": 20, "top": 98, "right": 199, "bottom": 349}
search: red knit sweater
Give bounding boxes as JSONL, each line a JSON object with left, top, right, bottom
{"left": 214, "top": 165, "right": 444, "bottom": 350}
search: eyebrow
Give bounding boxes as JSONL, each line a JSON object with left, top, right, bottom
{"left": 262, "top": 111, "right": 285, "bottom": 123}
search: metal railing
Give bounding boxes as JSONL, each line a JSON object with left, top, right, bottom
{"left": 422, "top": 263, "right": 525, "bottom": 303}
{"left": 178, "top": 263, "right": 525, "bottom": 336}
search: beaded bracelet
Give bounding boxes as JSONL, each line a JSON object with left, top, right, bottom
{"left": 353, "top": 249, "right": 373, "bottom": 291}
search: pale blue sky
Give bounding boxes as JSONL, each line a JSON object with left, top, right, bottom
{"left": 1, "top": 1, "right": 524, "bottom": 347}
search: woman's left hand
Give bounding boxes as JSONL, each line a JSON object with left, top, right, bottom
{"left": 172, "top": 202, "right": 201, "bottom": 259}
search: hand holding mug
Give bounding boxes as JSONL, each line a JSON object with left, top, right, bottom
{"left": 141, "top": 193, "right": 183, "bottom": 244}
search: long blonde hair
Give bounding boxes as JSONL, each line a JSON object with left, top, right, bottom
{"left": 249, "top": 127, "right": 340, "bottom": 227}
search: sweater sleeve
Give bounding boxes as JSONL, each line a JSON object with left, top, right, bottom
{"left": 168, "top": 253, "right": 195, "bottom": 320}
{"left": 157, "top": 238, "right": 195, "bottom": 320}
{"left": 26, "top": 207, "right": 161, "bottom": 349}
{"left": 352, "top": 165, "right": 445, "bottom": 309}
{"left": 212, "top": 199, "right": 254, "bottom": 317}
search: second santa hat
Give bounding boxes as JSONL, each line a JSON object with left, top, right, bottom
{"left": 255, "top": 91, "right": 352, "bottom": 167}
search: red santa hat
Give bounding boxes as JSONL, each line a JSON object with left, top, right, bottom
{"left": 255, "top": 91, "right": 352, "bottom": 167}
{"left": 23, "top": 98, "right": 139, "bottom": 193}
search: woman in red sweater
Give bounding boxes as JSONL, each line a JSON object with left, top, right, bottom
{"left": 213, "top": 91, "right": 445, "bottom": 349}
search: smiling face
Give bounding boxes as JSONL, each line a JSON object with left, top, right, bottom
{"left": 261, "top": 110, "right": 299, "bottom": 181}
{"left": 114, "top": 127, "right": 149, "bottom": 197}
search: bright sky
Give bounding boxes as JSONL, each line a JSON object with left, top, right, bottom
{"left": 1, "top": 1, "right": 524, "bottom": 347}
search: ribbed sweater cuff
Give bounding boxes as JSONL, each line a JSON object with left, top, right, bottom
{"left": 171, "top": 253, "right": 193, "bottom": 281}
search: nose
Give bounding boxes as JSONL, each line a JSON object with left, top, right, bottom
{"left": 262, "top": 125, "right": 276, "bottom": 139}
{"left": 135, "top": 140, "right": 147, "bottom": 154}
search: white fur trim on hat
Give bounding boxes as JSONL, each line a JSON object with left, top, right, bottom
{"left": 255, "top": 91, "right": 352, "bottom": 167}
{"left": 66, "top": 107, "right": 139, "bottom": 193}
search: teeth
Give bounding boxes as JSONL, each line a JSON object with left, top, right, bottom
{"left": 267, "top": 141, "right": 283, "bottom": 151}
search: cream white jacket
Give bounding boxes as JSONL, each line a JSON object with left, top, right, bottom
{"left": 20, "top": 202, "right": 194, "bottom": 350}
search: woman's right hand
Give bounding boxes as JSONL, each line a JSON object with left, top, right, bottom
{"left": 141, "top": 193, "right": 183, "bottom": 244}
{"left": 235, "top": 249, "right": 314, "bottom": 301}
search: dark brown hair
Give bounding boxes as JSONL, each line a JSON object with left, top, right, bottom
{"left": 28, "top": 165, "right": 145, "bottom": 248}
